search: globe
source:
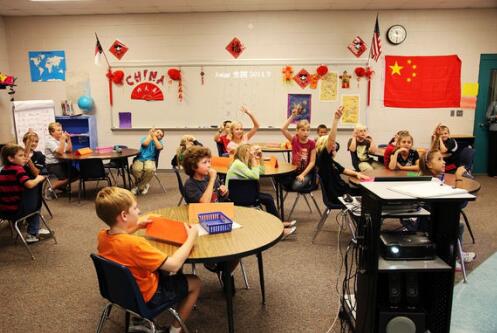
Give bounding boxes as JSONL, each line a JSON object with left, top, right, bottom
{"left": 77, "top": 96, "right": 93, "bottom": 111}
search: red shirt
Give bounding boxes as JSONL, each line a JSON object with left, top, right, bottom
{"left": 0, "top": 164, "right": 30, "bottom": 213}
{"left": 291, "top": 135, "right": 316, "bottom": 173}
{"left": 219, "top": 135, "right": 230, "bottom": 153}
{"left": 383, "top": 144, "right": 396, "bottom": 168}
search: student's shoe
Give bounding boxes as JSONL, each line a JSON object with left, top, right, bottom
{"left": 141, "top": 184, "right": 151, "bottom": 195}
{"left": 455, "top": 261, "right": 462, "bottom": 272}
{"left": 131, "top": 187, "right": 139, "bottom": 195}
{"left": 37, "top": 228, "right": 51, "bottom": 236}
{"left": 463, "top": 170, "right": 475, "bottom": 179}
{"left": 129, "top": 317, "right": 167, "bottom": 333}
{"left": 43, "top": 187, "right": 56, "bottom": 200}
{"left": 462, "top": 251, "right": 476, "bottom": 263}
{"left": 283, "top": 220, "right": 297, "bottom": 228}
{"left": 281, "top": 226, "right": 297, "bottom": 240}
{"left": 25, "top": 234, "right": 40, "bottom": 244}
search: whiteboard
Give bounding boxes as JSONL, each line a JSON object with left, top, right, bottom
{"left": 110, "top": 64, "right": 367, "bottom": 129}
{"left": 13, "top": 100, "right": 56, "bottom": 153}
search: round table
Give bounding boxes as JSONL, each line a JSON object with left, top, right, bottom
{"left": 141, "top": 206, "right": 283, "bottom": 333}
{"left": 59, "top": 148, "right": 139, "bottom": 200}
{"left": 349, "top": 168, "right": 481, "bottom": 194}
{"left": 212, "top": 161, "right": 297, "bottom": 220}
{"left": 254, "top": 143, "right": 292, "bottom": 162}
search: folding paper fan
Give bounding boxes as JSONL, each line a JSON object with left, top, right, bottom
{"left": 130, "top": 82, "right": 164, "bottom": 101}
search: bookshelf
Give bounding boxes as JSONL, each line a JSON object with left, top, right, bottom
{"left": 55, "top": 115, "right": 97, "bottom": 150}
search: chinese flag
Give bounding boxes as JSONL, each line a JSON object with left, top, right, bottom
{"left": 384, "top": 55, "right": 461, "bottom": 108}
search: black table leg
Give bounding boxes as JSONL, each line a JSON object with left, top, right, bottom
{"left": 125, "top": 160, "right": 132, "bottom": 190}
{"left": 220, "top": 262, "right": 235, "bottom": 333}
{"left": 67, "top": 161, "right": 72, "bottom": 202}
{"left": 256, "top": 252, "right": 266, "bottom": 305}
{"left": 278, "top": 181, "right": 285, "bottom": 221}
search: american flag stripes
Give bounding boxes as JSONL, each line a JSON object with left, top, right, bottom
{"left": 370, "top": 15, "right": 382, "bottom": 62}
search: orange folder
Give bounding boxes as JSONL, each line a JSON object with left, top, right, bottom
{"left": 263, "top": 156, "right": 278, "bottom": 168}
{"left": 75, "top": 147, "right": 93, "bottom": 156}
{"left": 211, "top": 156, "right": 233, "bottom": 168}
{"left": 145, "top": 216, "right": 187, "bottom": 246}
{"left": 187, "top": 202, "right": 235, "bottom": 224}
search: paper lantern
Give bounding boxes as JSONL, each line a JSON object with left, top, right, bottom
{"left": 317, "top": 65, "right": 328, "bottom": 77}
{"left": 354, "top": 67, "right": 366, "bottom": 78}
{"left": 168, "top": 68, "right": 181, "bottom": 81}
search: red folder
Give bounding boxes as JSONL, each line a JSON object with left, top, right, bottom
{"left": 145, "top": 216, "right": 187, "bottom": 246}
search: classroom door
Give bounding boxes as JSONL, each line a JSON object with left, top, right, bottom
{"left": 473, "top": 54, "right": 497, "bottom": 174}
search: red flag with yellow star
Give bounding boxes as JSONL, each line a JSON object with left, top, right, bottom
{"left": 384, "top": 55, "right": 461, "bottom": 108}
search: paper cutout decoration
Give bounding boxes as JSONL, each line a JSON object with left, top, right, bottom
{"left": 200, "top": 66, "right": 205, "bottom": 85}
{"left": 0, "top": 72, "right": 14, "bottom": 86}
{"left": 320, "top": 72, "right": 338, "bottom": 101}
{"left": 462, "top": 83, "right": 479, "bottom": 97}
{"left": 131, "top": 82, "right": 164, "bottom": 101}
{"left": 109, "top": 40, "right": 128, "bottom": 60}
{"left": 316, "top": 65, "right": 328, "bottom": 77}
{"left": 340, "top": 70, "right": 352, "bottom": 88}
{"left": 282, "top": 66, "right": 294, "bottom": 84}
{"left": 309, "top": 74, "right": 319, "bottom": 89}
{"left": 226, "top": 37, "right": 245, "bottom": 59}
{"left": 384, "top": 55, "right": 461, "bottom": 108}
{"left": 106, "top": 70, "right": 124, "bottom": 85}
{"left": 294, "top": 69, "right": 310, "bottom": 89}
{"left": 347, "top": 36, "right": 367, "bottom": 58}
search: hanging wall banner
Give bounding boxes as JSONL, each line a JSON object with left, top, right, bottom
{"left": 319, "top": 72, "right": 338, "bottom": 101}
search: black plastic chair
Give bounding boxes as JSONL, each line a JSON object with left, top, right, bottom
{"left": 173, "top": 167, "right": 186, "bottom": 206}
{"left": 216, "top": 141, "right": 228, "bottom": 157}
{"left": 0, "top": 182, "right": 57, "bottom": 259}
{"left": 104, "top": 145, "right": 129, "bottom": 187}
{"left": 312, "top": 180, "right": 347, "bottom": 243}
{"left": 282, "top": 171, "right": 322, "bottom": 221}
{"left": 90, "top": 254, "right": 189, "bottom": 333}
{"left": 78, "top": 159, "right": 112, "bottom": 202}
{"left": 228, "top": 179, "right": 262, "bottom": 208}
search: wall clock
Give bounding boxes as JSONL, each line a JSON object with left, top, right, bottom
{"left": 387, "top": 25, "right": 407, "bottom": 45}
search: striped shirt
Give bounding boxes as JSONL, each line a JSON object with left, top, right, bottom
{"left": 0, "top": 164, "right": 30, "bottom": 213}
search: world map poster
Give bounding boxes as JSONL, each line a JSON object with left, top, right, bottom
{"left": 29, "top": 50, "right": 66, "bottom": 82}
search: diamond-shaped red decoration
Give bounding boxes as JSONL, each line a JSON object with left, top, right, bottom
{"left": 226, "top": 37, "right": 245, "bottom": 59}
{"left": 293, "top": 69, "right": 310, "bottom": 89}
{"left": 109, "top": 40, "right": 129, "bottom": 60}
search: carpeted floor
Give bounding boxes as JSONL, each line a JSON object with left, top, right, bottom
{"left": 0, "top": 173, "right": 496, "bottom": 333}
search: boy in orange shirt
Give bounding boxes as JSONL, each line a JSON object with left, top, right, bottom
{"left": 96, "top": 187, "right": 200, "bottom": 333}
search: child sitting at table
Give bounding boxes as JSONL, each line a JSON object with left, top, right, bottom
{"left": 95, "top": 187, "right": 200, "bottom": 333}
{"left": 383, "top": 130, "right": 409, "bottom": 168}
{"left": 418, "top": 150, "right": 476, "bottom": 267}
{"left": 0, "top": 144, "right": 49, "bottom": 243}
{"left": 226, "top": 106, "right": 260, "bottom": 154}
{"left": 316, "top": 107, "right": 369, "bottom": 204}
{"left": 214, "top": 120, "right": 232, "bottom": 156}
{"left": 44, "top": 122, "right": 78, "bottom": 196}
{"left": 347, "top": 124, "right": 382, "bottom": 171}
{"left": 171, "top": 135, "right": 202, "bottom": 169}
{"left": 22, "top": 130, "right": 46, "bottom": 177}
{"left": 388, "top": 132, "right": 420, "bottom": 171}
{"left": 225, "top": 143, "right": 297, "bottom": 239}
{"left": 279, "top": 107, "right": 317, "bottom": 191}
{"left": 131, "top": 128, "right": 164, "bottom": 195}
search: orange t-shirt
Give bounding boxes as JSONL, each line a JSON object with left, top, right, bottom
{"left": 97, "top": 229, "right": 168, "bottom": 302}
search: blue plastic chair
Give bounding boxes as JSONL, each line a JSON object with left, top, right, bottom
{"left": 90, "top": 254, "right": 189, "bottom": 333}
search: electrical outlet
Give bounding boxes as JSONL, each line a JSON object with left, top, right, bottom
{"left": 450, "top": 110, "right": 455, "bottom": 117}
{"left": 456, "top": 109, "right": 463, "bottom": 117}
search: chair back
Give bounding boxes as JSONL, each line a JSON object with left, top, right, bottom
{"left": 318, "top": 177, "right": 343, "bottom": 209}
{"left": 216, "top": 141, "right": 227, "bottom": 157}
{"left": 349, "top": 151, "right": 361, "bottom": 171}
{"left": 173, "top": 167, "right": 186, "bottom": 198}
{"left": 90, "top": 254, "right": 149, "bottom": 317}
{"left": 0, "top": 181, "right": 43, "bottom": 218}
{"left": 228, "top": 179, "right": 260, "bottom": 207}
{"left": 154, "top": 149, "right": 162, "bottom": 168}
{"left": 79, "top": 159, "right": 107, "bottom": 180}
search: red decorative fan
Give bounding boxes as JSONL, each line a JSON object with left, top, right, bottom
{"left": 131, "top": 82, "right": 164, "bottom": 101}
{"left": 293, "top": 69, "right": 310, "bottom": 89}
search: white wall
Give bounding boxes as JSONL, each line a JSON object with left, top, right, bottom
{"left": 0, "top": 16, "right": 14, "bottom": 143}
{"left": 3, "top": 9, "right": 497, "bottom": 168}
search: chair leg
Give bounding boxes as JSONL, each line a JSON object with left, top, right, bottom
{"left": 13, "top": 219, "right": 35, "bottom": 260}
{"left": 168, "top": 307, "right": 190, "bottom": 333}
{"left": 177, "top": 196, "right": 184, "bottom": 207}
{"left": 154, "top": 173, "right": 167, "bottom": 193}
{"left": 45, "top": 177, "right": 58, "bottom": 199}
{"left": 309, "top": 192, "right": 322, "bottom": 218}
{"left": 96, "top": 303, "right": 113, "bottom": 333}
{"left": 40, "top": 213, "right": 57, "bottom": 244}
{"left": 302, "top": 194, "right": 313, "bottom": 213}
{"left": 287, "top": 195, "right": 300, "bottom": 221}
{"left": 461, "top": 210, "right": 475, "bottom": 244}
{"left": 41, "top": 197, "right": 53, "bottom": 220}
{"left": 312, "top": 209, "right": 331, "bottom": 243}
{"left": 457, "top": 239, "right": 468, "bottom": 283}
{"left": 240, "top": 259, "right": 250, "bottom": 290}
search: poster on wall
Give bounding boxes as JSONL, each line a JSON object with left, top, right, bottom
{"left": 287, "top": 94, "right": 311, "bottom": 123}
{"left": 341, "top": 94, "right": 360, "bottom": 124}
{"left": 319, "top": 72, "right": 338, "bottom": 101}
{"left": 28, "top": 50, "right": 66, "bottom": 82}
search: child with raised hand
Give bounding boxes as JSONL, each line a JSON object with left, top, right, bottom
{"left": 316, "top": 107, "right": 369, "bottom": 204}
{"left": 45, "top": 122, "right": 78, "bottom": 192}
{"left": 280, "top": 106, "right": 317, "bottom": 191}
{"left": 226, "top": 144, "right": 297, "bottom": 239}
{"left": 388, "top": 132, "right": 420, "bottom": 171}
{"left": 22, "top": 130, "right": 45, "bottom": 177}
{"left": 0, "top": 144, "right": 49, "bottom": 243}
{"left": 213, "top": 120, "right": 232, "bottom": 156}
{"left": 95, "top": 187, "right": 200, "bottom": 333}
{"left": 131, "top": 128, "right": 164, "bottom": 195}
{"left": 347, "top": 124, "right": 381, "bottom": 171}
{"left": 226, "top": 106, "right": 260, "bottom": 154}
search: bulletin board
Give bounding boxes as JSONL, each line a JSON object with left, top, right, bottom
{"left": 110, "top": 62, "right": 369, "bottom": 129}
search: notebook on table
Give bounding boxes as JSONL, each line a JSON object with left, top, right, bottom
{"left": 145, "top": 216, "right": 187, "bottom": 246}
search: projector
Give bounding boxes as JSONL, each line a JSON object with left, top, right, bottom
{"left": 380, "top": 232, "right": 436, "bottom": 260}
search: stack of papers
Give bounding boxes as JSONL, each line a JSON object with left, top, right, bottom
{"left": 388, "top": 182, "right": 467, "bottom": 198}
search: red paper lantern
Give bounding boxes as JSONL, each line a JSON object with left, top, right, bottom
{"left": 317, "top": 65, "right": 328, "bottom": 77}
{"left": 354, "top": 67, "right": 366, "bottom": 77}
{"left": 365, "top": 67, "right": 374, "bottom": 80}
{"left": 168, "top": 68, "right": 181, "bottom": 81}
{"left": 111, "top": 70, "right": 124, "bottom": 84}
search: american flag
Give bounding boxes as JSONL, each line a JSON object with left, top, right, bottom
{"left": 370, "top": 15, "right": 382, "bottom": 62}
{"left": 95, "top": 37, "right": 103, "bottom": 66}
